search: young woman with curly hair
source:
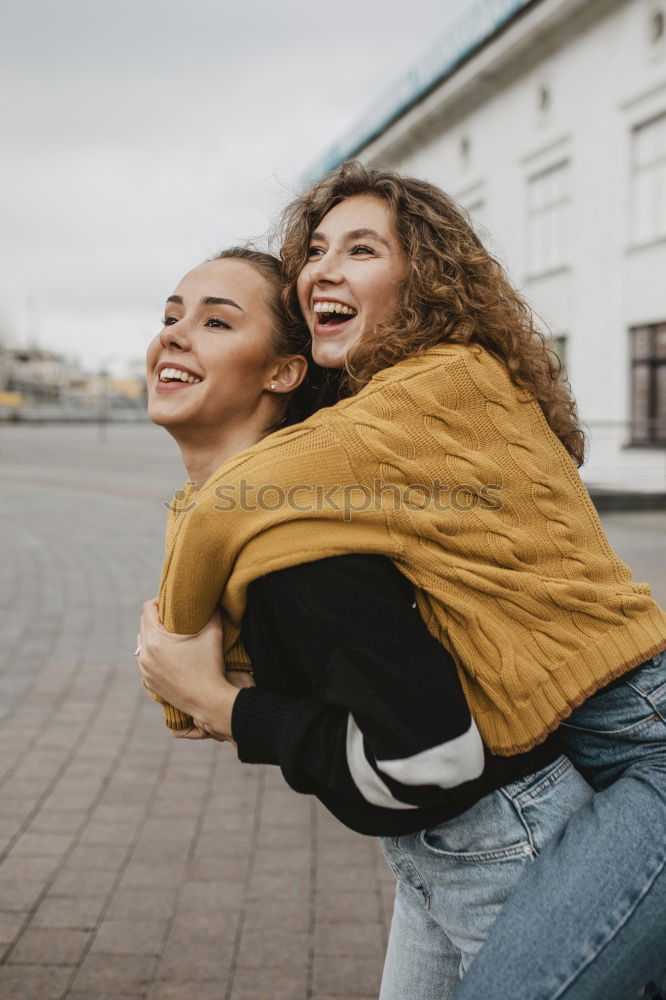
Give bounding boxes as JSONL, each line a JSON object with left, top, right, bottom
{"left": 139, "top": 167, "right": 666, "bottom": 1000}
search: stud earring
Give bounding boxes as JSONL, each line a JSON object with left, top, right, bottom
{"left": 269, "top": 383, "right": 277, "bottom": 391}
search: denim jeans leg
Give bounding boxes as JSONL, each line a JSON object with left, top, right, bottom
{"left": 453, "top": 651, "right": 666, "bottom": 1000}
{"left": 379, "top": 754, "right": 592, "bottom": 999}
{"left": 413, "top": 755, "right": 593, "bottom": 976}
{"left": 379, "top": 867, "right": 461, "bottom": 1000}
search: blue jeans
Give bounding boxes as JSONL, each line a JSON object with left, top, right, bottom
{"left": 379, "top": 755, "right": 594, "bottom": 999}
{"left": 454, "top": 649, "right": 666, "bottom": 1000}
{"left": 379, "top": 650, "right": 666, "bottom": 1000}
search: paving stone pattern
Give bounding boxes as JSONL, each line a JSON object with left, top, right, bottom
{"left": 0, "top": 425, "right": 393, "bottom": 1000}
{"left": 1, "top": 424, "right": 665, "bottom": 1000}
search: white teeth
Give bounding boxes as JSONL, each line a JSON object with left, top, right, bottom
{"left": 159, "top": 367, "right": 203, "bottom": 384}
{"left": 313, "top": 301, "right": 357, "bottom": 316}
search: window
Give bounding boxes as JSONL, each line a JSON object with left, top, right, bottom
{"left": 630, "top": 323, "right": 666, "bottom": 444}
{"left": 630, "top": 112, "right": 666, "bottom": 244}
{"left": 527, "top": 161, "right": 570, "bottom": 276}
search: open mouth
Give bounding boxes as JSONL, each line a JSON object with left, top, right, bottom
{"left": 157, "top": 366, "right": 203, "bottom": 386}
{"left": 313, "top": 301, "right": 357, "bottom": 330}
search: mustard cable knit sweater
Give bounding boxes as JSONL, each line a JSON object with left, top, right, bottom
{"left": 157, "top": 345, "right": 666, "bottom": 755}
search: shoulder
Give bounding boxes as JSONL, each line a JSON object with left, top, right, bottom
{"left": 344, "top": 346, "right": 470, "bottom": 406}
{"left": 369, "top": 344, "right": 471, "bottom": 383}
{"left": 365, "top": 344, "right": 508, "bottom": 386}
{"left": 358, "top": 344, "right": 529, "bottom": 410}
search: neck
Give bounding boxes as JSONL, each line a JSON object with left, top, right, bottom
{"left": 173, "top": 419, "right": 274, "bottom": 488}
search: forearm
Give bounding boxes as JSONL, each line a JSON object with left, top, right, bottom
{"left": 231, "top": 655, "right": 484, "bottom": 808}
{"left": 239, "top": 557, "right": 486, "bottom": 810}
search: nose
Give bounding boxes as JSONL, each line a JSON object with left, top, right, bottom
{"left": 308, "top": 250, "right": 343, "bottom": 287}
{"left": 158, "top": 320, "right": 192, "bottom": 352}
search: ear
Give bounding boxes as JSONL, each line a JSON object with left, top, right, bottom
{"left": 267, "top": 355, "right": 308, "bottom": 394}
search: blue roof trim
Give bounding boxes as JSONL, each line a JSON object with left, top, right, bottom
{"left": 305, "top": 0, "right": 534, "bottom": 184}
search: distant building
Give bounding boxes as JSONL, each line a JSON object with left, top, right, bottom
{"left": 5, "top": 347, "right": 84, "bottom": 403}
{"left": 0, "top": 347, "right": 146, "bottom": 420}
{"left": 0, "top": 343, "right": 10, "bottom": 392}
{"left": 310, "top": 0, "right": 666, "bottom": 494}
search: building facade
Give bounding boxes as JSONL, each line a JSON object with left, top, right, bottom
{"left": 311, "top": 0, "right": 666, "bottom": 494}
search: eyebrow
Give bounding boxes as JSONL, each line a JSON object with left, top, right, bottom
{"left": 165, "top": 294, "right": 244, "bottom": 312}
{"left": 310, "top": 227, "right": 391, "bottom": 249}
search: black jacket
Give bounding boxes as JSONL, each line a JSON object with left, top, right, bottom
{"left": 232, "top": 554, "right": 560, "bottom": 836}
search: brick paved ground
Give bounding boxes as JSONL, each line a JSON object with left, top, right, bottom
{"left": 1, "top": 423, "right": 665, "bottom": 1000}
{"left": 0, "top": 425, "right": 392, "bottom": 1000}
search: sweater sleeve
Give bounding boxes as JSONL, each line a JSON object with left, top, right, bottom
{"left": 232, "top": 554, "right": 487, "bottom": 818}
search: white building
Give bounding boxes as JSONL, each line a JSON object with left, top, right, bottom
{"left": 310, "top": 0, "right": 666, "bottom": 497}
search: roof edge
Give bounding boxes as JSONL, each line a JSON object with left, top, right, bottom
{"left": 304, "top": 0, "right": 537, "bottom": 185}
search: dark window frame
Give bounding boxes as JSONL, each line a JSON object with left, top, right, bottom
{"left": 630, "top": 322, "right": 666, "bottom": 446}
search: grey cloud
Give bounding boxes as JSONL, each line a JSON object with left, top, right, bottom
{"left": 1, "top": 0, "right": 468, "bottom": 361}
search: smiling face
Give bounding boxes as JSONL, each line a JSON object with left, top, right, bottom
{"left": 146, "top": 258, "right": 282, "bottom": 436}
{"left": 296, "top": 194, "right": 407, "bottom": 369}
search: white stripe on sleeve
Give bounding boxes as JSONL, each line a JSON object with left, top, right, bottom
{"left": 345, "top": 715, "right": 418, "bottom": 810}
{"left": 378, "top": 720, "right": 485, "bottom": 788}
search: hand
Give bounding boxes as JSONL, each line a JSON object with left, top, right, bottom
{"left": 171, "top": 722, "right": 210, "bottom": 741}
{"left": 171, "top": 718, "right": 235, "bottom": 744}
{"left": 171, "top": 671, "right": 253, "bottom": 740}
{"left": 137, "top": 599, "right": 240, "bottom": 742}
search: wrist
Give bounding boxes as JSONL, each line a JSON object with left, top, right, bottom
{"left": 198, "top": 681, "right": 239, "bottom": 741}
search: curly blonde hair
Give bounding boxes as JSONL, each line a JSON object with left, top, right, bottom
{"left": 280, "top": 160, "right": 585, "bottom": 466}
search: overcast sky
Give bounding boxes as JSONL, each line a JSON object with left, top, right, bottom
{"left": 1, "top": 0, "right": 471, "bottom": 374}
